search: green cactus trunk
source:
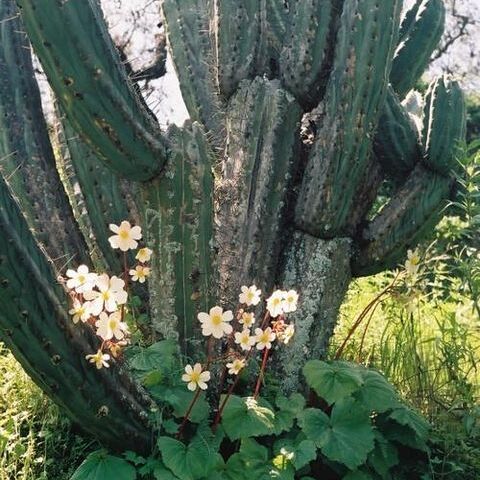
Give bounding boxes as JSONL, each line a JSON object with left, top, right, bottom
{"left": 0, "top": 0, "right": 466, "bottom": 452}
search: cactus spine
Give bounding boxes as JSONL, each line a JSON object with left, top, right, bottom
{"left": 0, "top": 0, "right": 465, "bottom": 450}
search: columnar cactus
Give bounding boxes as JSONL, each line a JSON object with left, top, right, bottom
{"left": 0, "top": 0, "right": 465, "bottom": 451}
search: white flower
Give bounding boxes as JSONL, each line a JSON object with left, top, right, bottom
{"left": 85, "top": 349, "right": 110, "bottom": 369}
{"left": 278, "top": 324, "right": 295, "bottom": 345}
{"left": 405, "top": 249, "right": 421, "bottom": 275}
{"left": 65, "top": 265, "right": 97, "bottom": 293}
{"left": 255, "top": 327, "right": 276, "bottom": 350}
{"left": 234, "top": 329, "right": 256, "bottom": 351}
{"left": 83, "top": 274, "right": 128, "bottom": 315}
{"left": 129, "top": 265, "right": 150, "bottom": 283}
{"left": 68, "top": 299, "right": 91, "bottom": 324}
{"left": 226, "top": 358, "right": 246, "bottom": 375}
{"left": 108, "top": 220, "right": 142, "bottom": 251}
{"left": 239, "top": 311, "right": 255, "bottom": 328}
{"left": 282, "top": 290, "right": 299, "bottom": 313}
{"left": 181, "top": 363, "right": 210, "bottom": 391}
{"left": 95, "top": 311, "right": 128, "bottom": 341}
{"left": 266, "top": 290, "right": 285, "bottom": 318}
{"left": 135, "top": 247, "right": 153, "bottom": 263}
{"left": 197, "top": 306, "right": 233, "bottom": 339}
{"left": 239, "top": 285, "right": 262, "bottom": 306}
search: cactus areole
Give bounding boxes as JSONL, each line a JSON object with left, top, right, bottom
{"left": 0, "top": 0, "right": 465, "bottom": 452}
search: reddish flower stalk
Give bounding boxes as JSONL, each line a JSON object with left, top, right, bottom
{"left": 179, "top": 338, "right": 215, "bottom": 436}
{"left": 177, "top": 387, "right": 202, "bottom": 439}
{"left": 212, "top": 341, "right": 257, "bottom": 429}
{"left": 334, "top": 271, "right": 400, "bottom": 359}
{"left": 212, "top": 373, "right": 241, "bottom": 431}
{"left": 253, "top": 347, "right": 270, "bottom": 399}
{"left": 121, "top": 252, "right": 129, "bottom": 322}
{"left": 212, "top": 310, "right": 274, "bottom": 429}
{"left": 216, "top": 365, "right": 228, "bottom": 397}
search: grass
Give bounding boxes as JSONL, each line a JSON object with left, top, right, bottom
{"left": 0, "top": 345, "right": 95, "bottom": 480}
{"left": 331, "top": 240, "right": 480, "bottom": 478}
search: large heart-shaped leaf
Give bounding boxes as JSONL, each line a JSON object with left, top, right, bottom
{"left": 157, "top": 428, "right": 221, "bottom": 480}
{"left": 224, "top": 438, "right": 271, "bottom": 480}
{"left": 129, "top": 340, "right": 179, "bottom": 372}
{"left": 152, "top": 386, "right": 209, "bottom": 424}
{"left": 273, "top": 435, "right": 317, "bottom": 470}
{"left": 273, "top": 394, "right": 306, "bottom": 434}
{"left": 299, "top": 398, "right": 375, "bottom": 470}
{"left": 71, "top": 450, "right": 136, "bottom": 480}
{"left": 368, "top": 431, "right": 399, "bottom": 477}
{"left": 376, "top": 414, "right": 428, "bottom": 452}
{"left": 221, "top": 396, "right": 275, "bottom": 440}
{"left": 388, "top": 407, "right": 429, "bottom": 439}
{"left": 353, "top": 369, "right": 400, "bottom": 413}
{"left": 303, "top": 361, "right": 364, "bottom": 404}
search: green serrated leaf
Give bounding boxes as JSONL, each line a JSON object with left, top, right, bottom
{"left": 221, "top": 396, "right": 275, "bottom": 440}
{"left": 354, "top": 369, "right": 400, "bottom": 413}
{"left": 157, "top": 437, "right": 191, "bottom": 480}
{"left": 129, "top": 340, "right": 179, "bottom": 372}
{"left": 368, "top": 431, "right": 399, "bottom": 477}
{"left": 224, "top": 439, "right": 271, "bottom": 480}
{"left": 71, "top": 450, "right": 136, "bottom": 480}
{"left": 153, "top": 464, "right": 179, "bottom": 480}
{"left": 303, "top": 361, "right": 364, "bottom": 405}
{"left": 164, "top": 387, "right": 209, "bottom": 424}
{"left": 273, "top": 393, "right": 306, "bottom": 435}
{"left": 123, "top": 451, "right": 145, "bottom": 466}
{"left": 388, "top": 407, "right": 430, "bottom": 439}
{"left": 143, "top": 369, "right": 163, "bottom": 387}
{"left": 299, "top": 398, "right": 375, "bottom": 470}
{"left": 138, "top": 456, "right": 167, "bottom": 476}
{"left": 342, "top": 470, "right": 373, "bottom": 480}
{"left": 377, "top": 415, "right": 428, "bottom": 452}
{"left": 276, "top": 393, "right": 306, "bottom": 417}
{"left": 157, "top": 426, "right": 222, "bottom": 480}
{"left": 274, "top": 437, "right": 317, "bottom": 470}
{"left": 163, "top": 419, "right": 180, "bottom": 435}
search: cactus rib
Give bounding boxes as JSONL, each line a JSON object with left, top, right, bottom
{"left": 0, "top": 5, "right": 89, "bottom": 268}
{"left": 352, "top": 164, "right": 454, "bottom": 276}
{"left": 162, "top": 0, "right": 224, "bottom": 143}
{"left": 374, "top": 86, "right": 423, "bottom": 181}
{"left": 217, "top": 78, "right": 302, "bottom": 301}
{"left": 422, "top": 77, "right": 466, "bottom": 175}
{"left": 295, "top": 0, "right": 402, "bottom": 238}
{"left": 141, "top": 122, "right": 215, "bottom": 354}
{"left": 280, "top": 0, "right": 333, "bottom": 105}
{"left": 0, "top": 173, "right": 153, "bottom": 452}
{"left": 16, "top": 0, "right": 168, "bottom": 181}
{"left": 54, "top": 116, "right": 141, "bottom": 272}
{"left": 215, "top": 0, "right": 260, "bottom": 98}
{"left": 390, "top": 0, "right": 445, "bottom": 99}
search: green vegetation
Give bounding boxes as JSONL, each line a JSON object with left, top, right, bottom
{"left": 0, "top": 346, "right": 95, "bottom": 480}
